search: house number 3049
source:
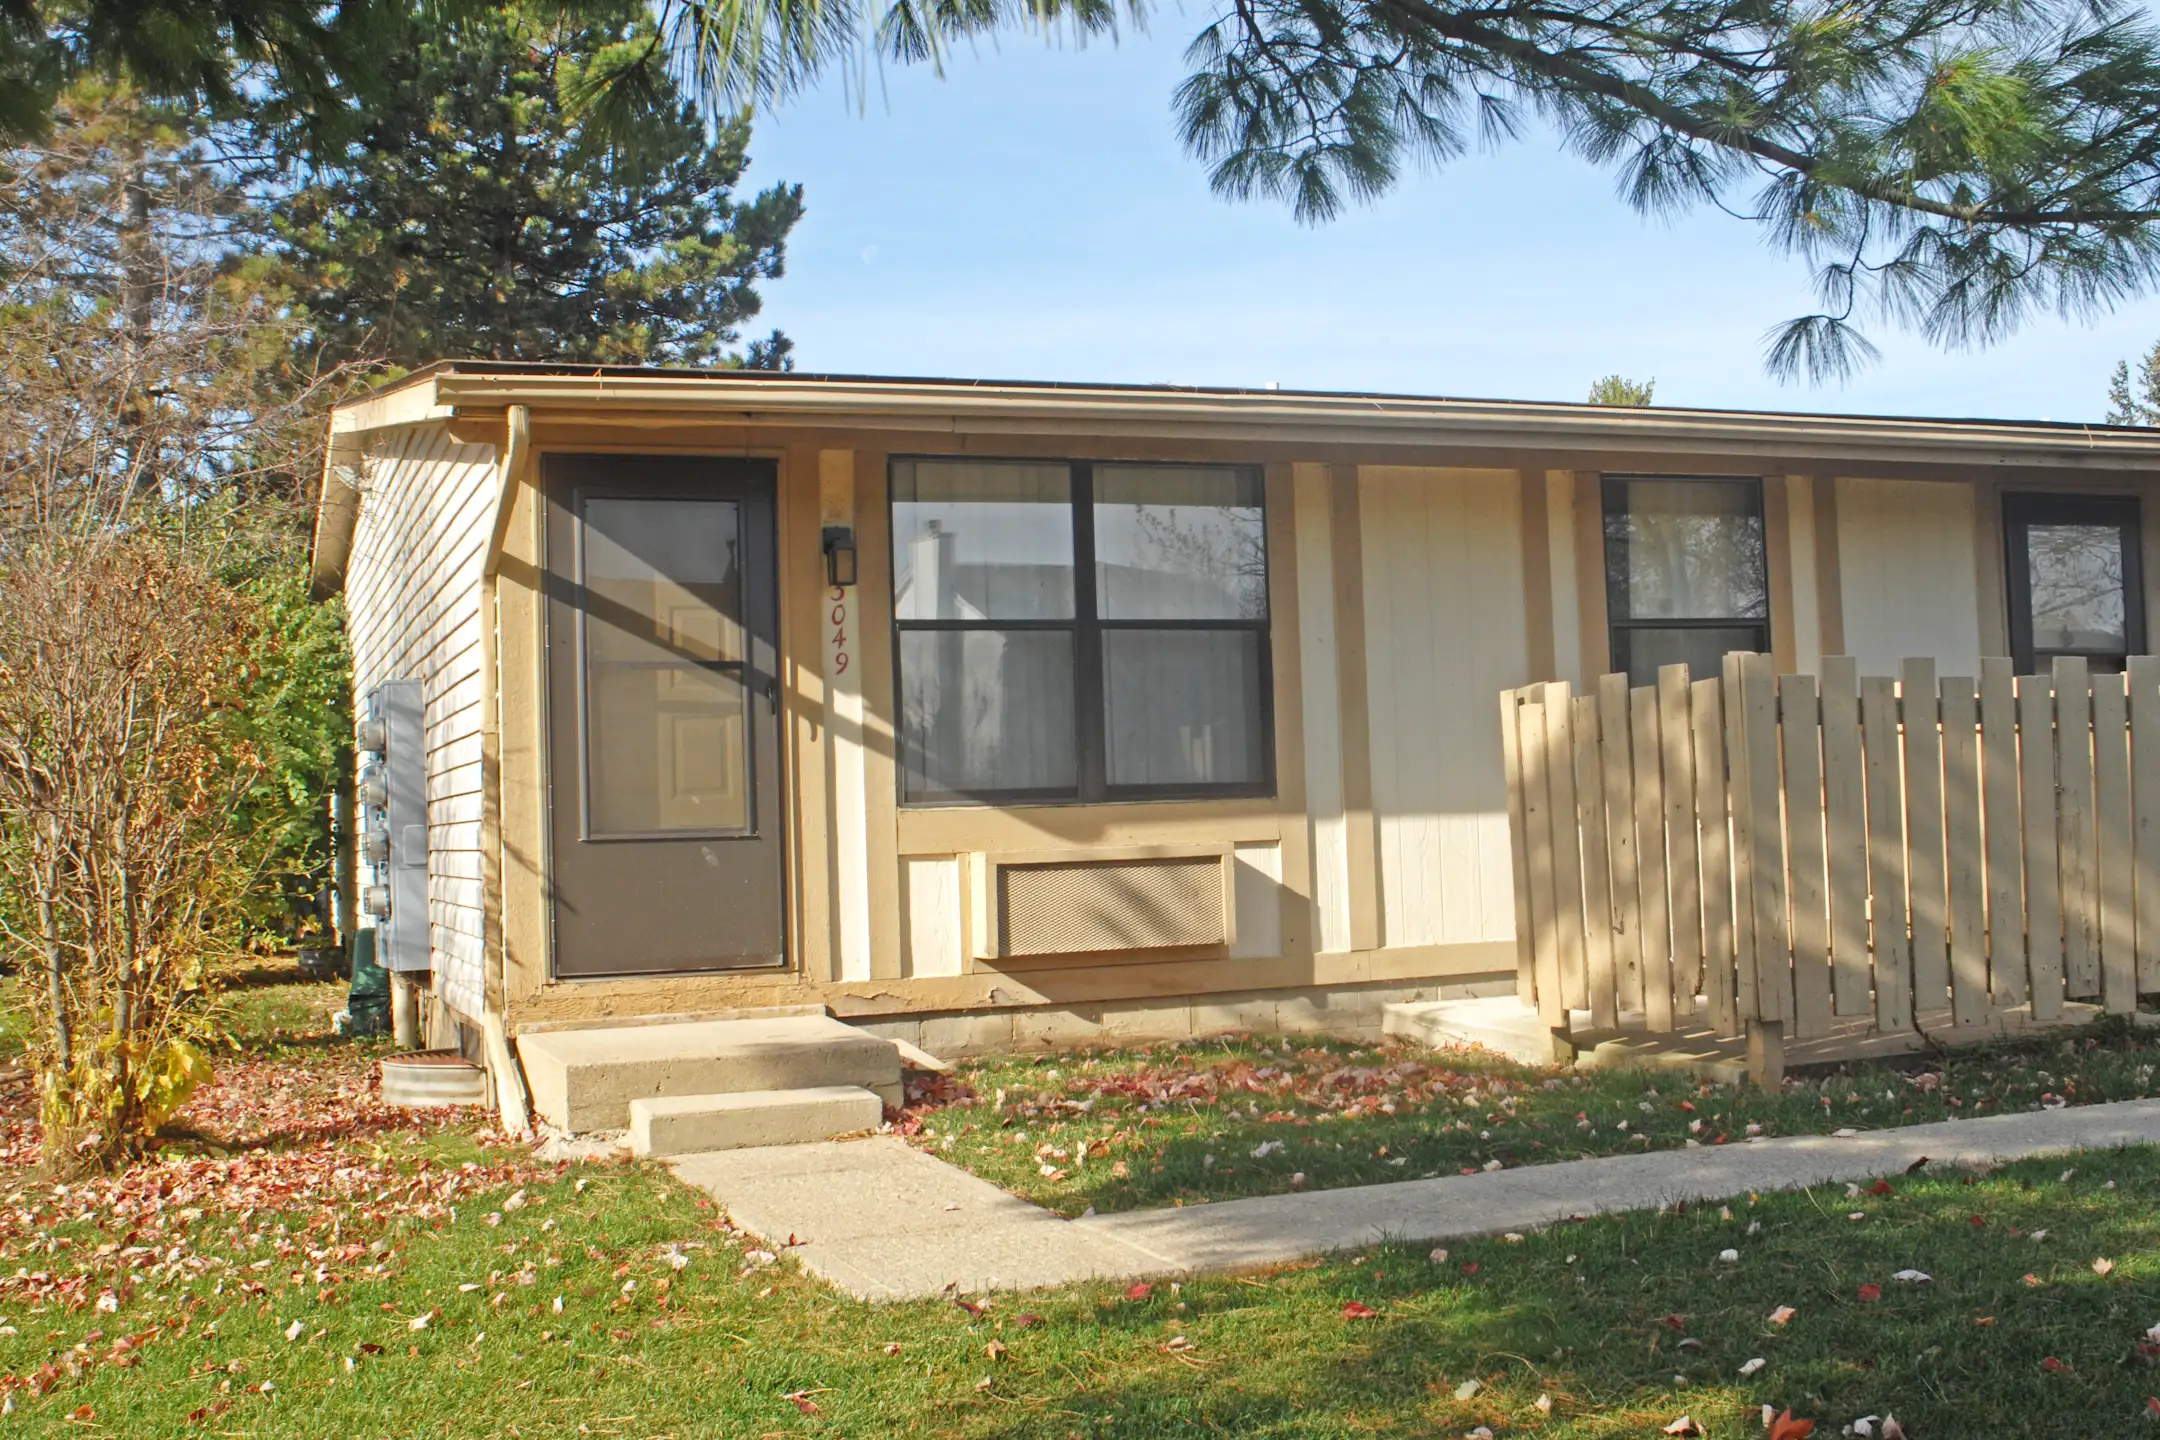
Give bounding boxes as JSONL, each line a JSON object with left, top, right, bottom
{"left": 829, "top": 585, "right": 851, "bottom": 675}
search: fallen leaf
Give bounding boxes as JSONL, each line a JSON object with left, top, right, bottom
{"left": 71, "top": 1405, "right": 94, "bottom": 1421}
{"left": 784, "top": 1389, "right": 824, "bottom": 1414}
{"left": 954, "top": 1297, "right": 986, "bottom": 1318}
{"left": 1342, "top": 1301, "right": 1379, "bottom": 1319}
{"left": 985, "top": 1339, "right": 1007, "bottom": 1360}
{"left": 1857, "top": 1284, "right": 1882, "bottom": 1302}
{"left": 1454, "top": 1378, "right": 1481, "bottom": 1400}
{"left": 1011, "top": 1312, "right": 1042, "bottom": 1328}
{"left": 1739, "top": 1356, "right": 1766, "bottom": 1376}
{"left": 1124, "top": 1284, "right": 1152, "bottom": 1302}
{"left": 1882, "top": 1417, "right": 1906, "bottom": 1439}
{"left": 1892, "top": 1270, "right": 1931, "bottom": 1285}
{"left": 1535, "top": 1393, "right": 1553, "bottom": 1414}
{"left": 1868, "top": 1180, "right": 1894, "bottom": 1196}
{"left": 1429, "top": 1247, "right": 1449, "bottom": 1264}
{"left": 2043, "top": 1356, "right": 2072, "bottom": 1374}
{"left": 2096, "top": 1257, "right": 2118, "bottom": 1277}
{"left": 2024, "top": 1273, "right": 2045, "bottom": 1287}
{"left": 1664, "top": 1417, "right": 1700, "bottom": 1436}
{"left": 1768, "top": 1305, "right": 1797, "bottom": 1327}
{"left": 1718, "top": 1249, "right": 1741, "bottom": 1264}
{"left": 1766, "top": 1410, "right": 1816, "bottom": 1440}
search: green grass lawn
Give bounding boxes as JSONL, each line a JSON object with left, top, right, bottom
{"left": 8, "top": 1130, "right": 2160, "bottom": 1436}
{"left": 8, "top": 984, "right": 2160, "bottom": 1435}
{"left": 899, "top": 1025, "right": 2160, "bottom": 1216}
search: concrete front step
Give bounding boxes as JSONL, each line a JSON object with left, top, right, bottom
{"left": 631, "top": 1085, "right": 886, "bottom": 1157}
{"left": 518, "top": 1015, "right": 903, "bottom": 1133}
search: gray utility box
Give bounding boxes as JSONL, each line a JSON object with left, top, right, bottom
{"left": 356, "top": 680, "right": 430, "bottom": 973}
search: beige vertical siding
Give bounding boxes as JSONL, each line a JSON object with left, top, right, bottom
{"left": 899, "top": 856, "right": 966, "bottom": 977}
{"left": 1835, "top": 477, "right": 1983, "bottom": 677}
{"left": 344, "top": 424, "right": 499, "bottom": 1023}
{"left": 1359, "top": 466, "right": 1531, "bottom": 947}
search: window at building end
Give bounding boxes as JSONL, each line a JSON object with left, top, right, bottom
{"left": 1602, "top": 475, "right": 1770, "bottom": 686}
{"left": 891, "top": 459, "right": 1272, "bottom": 805}
{"left": 2004, "top": 492, "right": 2145, "bottom": 675}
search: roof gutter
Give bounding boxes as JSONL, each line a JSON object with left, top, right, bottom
{"left": 332, "top": 370, "right": 2160, "bottom": 471}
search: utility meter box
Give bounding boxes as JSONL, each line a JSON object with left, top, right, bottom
{"left": 356, "top": 680, "right": 430, "bottom": 973}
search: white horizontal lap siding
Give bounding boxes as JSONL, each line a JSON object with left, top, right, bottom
{"left": 1359, "top": 467, "right": 1531, "bottom": 947}
{"left": 343, "top": 423, "right": 500, "bottom": 1024}
{"left": 1835, "top": 478, "right": 1983, "bottom": 677}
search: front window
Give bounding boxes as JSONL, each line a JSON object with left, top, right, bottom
{"left": 892, "top": 459, "right": 1272, "bottom": 804}
{"left": 2004, "top": 493, "right": 2145, "bottom": 675}
{"left": 1603, "top": 475, "right": 1770, "bottom": 686}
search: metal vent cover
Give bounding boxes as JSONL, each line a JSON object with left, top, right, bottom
{"left": 995, "top": 856, "right": 1227, "bottom": 957}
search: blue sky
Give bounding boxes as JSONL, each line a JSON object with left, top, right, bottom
{"left": 742, "top": 14, "right": 2160, "bottom": 422}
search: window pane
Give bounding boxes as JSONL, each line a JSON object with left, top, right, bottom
{"left": 2026, "top": 522, "right": 2128, "bottom": 652}
{"left": 1614, "top": 626, "right": 1764, "bottom": 689}
{"left": 893, "top": 461, "right": 1074, "bottom": 620}
{"left": 584, "top": 497, "right": 742, "bottom": 664}
{"left": 1101, "top": 629, "right": 1265, "bottom": 788}
{"left": 1094, "top": 467, "right": 1267, "bottom": 620}
{"left": 899, "top": 629, "right": 1077, "bottom": 799}
{"left": 587, "top": 663, "right": 749, "bottom": 834}
{"left": 1607, "top": 479, "right": 1767, "bottom": 621}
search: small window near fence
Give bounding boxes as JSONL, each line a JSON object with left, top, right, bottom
{"left": 891, "top": 458, "right": 1272, "bottom": 806}
{"left": 1602, "top": 474, "right": 1770, "bottom": 686}
{"left": 2004, "top": 492, "right": 2146, "bottom": 676}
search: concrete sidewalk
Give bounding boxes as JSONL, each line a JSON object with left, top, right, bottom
{"left": 670, "top": 1096, "right": 2160, "bottom": 1302}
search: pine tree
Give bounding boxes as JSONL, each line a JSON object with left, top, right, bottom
{"left": 278, "top": 0, "right": 803, "bottom": 372}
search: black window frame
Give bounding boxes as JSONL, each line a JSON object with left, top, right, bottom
{"left": 889, "top": 455, "right": 1276, "bottom": 808}
{"left": 2003, "top": 491, "right": 2146, "bottom": 676}
{"left": 1601, "top": 473, "right": 1772, "bottom": 683}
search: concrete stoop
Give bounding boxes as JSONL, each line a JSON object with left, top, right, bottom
{"left": 1383, "top": 995, "right": 1575, "bottom": 1066}
{"left": 516, "top": 1014, "right": 905, "bottom": 1155}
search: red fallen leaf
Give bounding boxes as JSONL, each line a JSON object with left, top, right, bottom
{"left": 1905, "top": 1155, "right": 1931, "bottom": 1173}
{"left": 1011, "top": 1313, "right": 1042, "bottom": 1329}
{"left": 71, "top": 1405, "right": 95, "bottom": 1421}
{"left": 1461, "top": 1263, "right": 1479, "bottom": 1275}
{"left": 186, "top": 1408, "right": 208, "bottom": 1425}
{"left": 1868, "top": 1180, "right": 1894, "bottom": 1196}
{"left": 1857, "top": 1283, "right": 1883, "bottom": 1302}
{"left": 1766, "top": 1410, "right": 1815, "bottom": 1440}
{"left": 2043, "top": 1356, "right": 2072, "bottom": 1374}
{"left": 357, "top": 1343, "right": 384, "bottom": 1355}
{"left": 1971, "top": 1215, "right": 1987, "bottom": 1227}
{"left": 2146, "top": 1397, "right": 2160, "bottom": 1417}
{"left": 783, "top": 1389, "right": 823, "bottom": 1414}
{"left": 1124, "top": 1284, "right": 1152, "bottom": 1302}
{"left": 1680, "top": 1101, "right": 1696, "bottom": 1112}
{"left": 1661, "top": 1313, "right": 1688, "bottom": 1329}
{"left": 1341, "top": 1301, "right": 1379, "bottom": 1319}
{"left": 954, "top": 1298, "right": 985, "bottom": 1318}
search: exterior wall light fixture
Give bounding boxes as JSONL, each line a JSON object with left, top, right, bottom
{"left": 822, "top": 525, "right": 858, "bottom": 588}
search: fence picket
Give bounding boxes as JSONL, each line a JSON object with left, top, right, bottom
{"left": 1780, "top": 673, "right": 1833, "bottom": 1040}
{"left": 1724, "top": 653, "right": 1758, "bottom": 1023}
{"left": 1861, "top": 676, "right": 1912, "bottom": 1032}
{"left": 1598, "top": 673, "right": 1641, "bottom": 1017}
{"left": 1520, "top": 698, "right": 1564, "bottom": 1026}
{"left": 1901, "top": 658, "right": 1950, "bottom": 1026}
{"left": 1821, "top": 656, "right": 1871, "bottom": 1018}
{"left": 2094, "top": 672, "right": 2136, "bottom": 1015}
{"left": 1660, "top": 666, "right": 1703, "bottom": 1020}
{"left": 1692, "top": 676, "right": 1735, "bottom": 1036}
{"left": 1741, "top": 654, "right": 1788, "bottom": 1025}
{"left": 2019, "top": 675, "right": 2066, "bottom": 1021}
{"left": 1500, "top": 688, "right": 1537, "bottom": 1007}
{"left": 1941, "top": 677, "right": 1990, "bottom": 1029}
{"left": 2056, "top": 658, "right": 2100, "bottom": 999}
{"left": 1542, "top": 685, "right": 1589, "bottom": 1012}
{"left": 1573, "top": 694, "right": 1618, "bottom": 1031}
{"left": 1980, "top": 659, "right": 2026, "bottom": 1010}
{"left": 1632, "top": 686, "right": 1674, "bottom": 1032}
{"left": 2130, "top": 656, "right": 2160, "bottom": 994}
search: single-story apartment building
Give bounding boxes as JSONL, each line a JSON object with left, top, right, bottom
{"left": 309, "top": 363, "right": 2160, "bottom": 1116}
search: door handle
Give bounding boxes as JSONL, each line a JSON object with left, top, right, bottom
{"left": 766, "top": 674, "right": 780, "bottom": 716}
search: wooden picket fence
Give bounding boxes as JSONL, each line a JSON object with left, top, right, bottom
{"left": 1500, "top": 653, "right": 2160, "bottom": 1081}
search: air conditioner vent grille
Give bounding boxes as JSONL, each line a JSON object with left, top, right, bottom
{"left": 996, "top": 857, "right": 1226, "bottom": 957}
